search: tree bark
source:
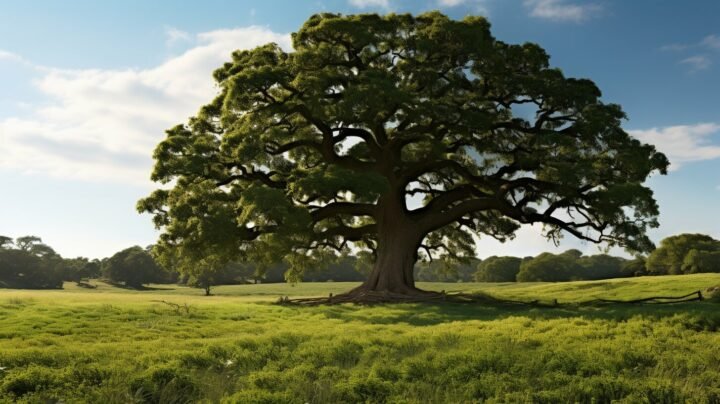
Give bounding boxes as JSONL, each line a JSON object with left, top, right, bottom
{"left": 345, "top": 191, "right": 434, "bottom": 298}
{"left": 361, "top": 227, "right": 421, "bottom": 293}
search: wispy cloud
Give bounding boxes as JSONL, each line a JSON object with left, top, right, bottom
{"left": 164, "top": 26, "right": 192, "bottom": 47}
{"left": 348, "top": 0, "right": 390, "bottom": 9}
{"left": 0, "top": 26, "right": 291, "bottom": 185}
{"left": 662, "top": 34, "right": 720, "bottom": 53}
{"left": 523, "top": 0, "right": 601, "bottom": 23}
{"left": 629, "top": 123, "right": 720, "bottom": 170}
{"left": 702, "top": 34, "right": 720, "bottom": 50}
{"left": 437, "top": 0, "right": 490, "bottom": 13}
{"left": 0, "top": 50, "right": 23, "bottom": 62}
{"left": 680, "top": 55, "right": 711, "bottom": 72}
{"left": 661, "top": 34, "right": 720, "bottom": 72}
{"left": 0, "top": 50, "right": 46, "bottom": 70}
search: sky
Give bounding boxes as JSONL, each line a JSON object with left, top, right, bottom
{"left": 0, "top": 0, "right": 719, "bottom": 259}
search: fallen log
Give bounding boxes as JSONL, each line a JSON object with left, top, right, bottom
{"left": 592, "top": 290, "right": 703, "bottom": 305}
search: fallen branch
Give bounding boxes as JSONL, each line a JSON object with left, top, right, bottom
{"left": 151, "top": 300, "right": 192, "bottom": 314}
{"left": 591, "top": 290, "right": 703, "bottom": 305}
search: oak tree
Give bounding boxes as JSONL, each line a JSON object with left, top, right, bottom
{"left": 139, "top": 12, "right": 668, "bottom": 302}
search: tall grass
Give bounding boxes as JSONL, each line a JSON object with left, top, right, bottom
{"left": 0, "top": 274, "right": 718, "bottom": 402}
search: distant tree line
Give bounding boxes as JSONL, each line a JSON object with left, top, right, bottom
{"left": 1, "top": 233, "right": 718, "bottom": 290}
{"left": 474, "top": 233, "right": 720, "bottom": 282}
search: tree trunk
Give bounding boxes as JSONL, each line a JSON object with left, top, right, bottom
{"left": 204, "top": 285, "right": 211, "bottom": 296}
{"left": 347, "top": 192, "right": 433, "bottom": 298}
{"left": 360, "top": 227, "right": 421, "bottom": 294}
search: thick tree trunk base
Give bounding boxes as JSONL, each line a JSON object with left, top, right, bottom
{"left": 279, "top": 287, "right": 447, "bottom": 305}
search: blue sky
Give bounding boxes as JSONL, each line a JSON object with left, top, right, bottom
{"left": 1, "top": 0, "right": 719, "bottom": 259}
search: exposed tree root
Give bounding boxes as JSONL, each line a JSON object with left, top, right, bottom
{"left": 277, "top": 289, "right": 555, "bottom": 306}
{"left": 276, "top": 289, "right": 705, "bottom": 306}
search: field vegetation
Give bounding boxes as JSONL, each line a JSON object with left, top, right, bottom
{"left": 0, "top": 274, "right": 718, "bottom": 403}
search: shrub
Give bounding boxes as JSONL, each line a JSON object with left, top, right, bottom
{"left": 1, "top": 365, "right": 61, "bottom": 397}
{"left": 129, "top": 365, "right": 199, "bottom": 403}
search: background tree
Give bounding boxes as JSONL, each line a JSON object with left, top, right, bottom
{"left": 139, "top": 12, "right": 668, "bottom": 301}
{"left": 620, "top": 256, "right": 648, "bottom": 277}
{"left": 646, "top": 234, "right": 720, "bottom": 275}
{"left": 216, "top": 261, "right": 265, "bottom": 284}
{"left": 0, "top": 236, "right": 63, "bottom": 289}
{"left": 185, "top": 260, "right": 223, "bottom": 296}
{"left": 576, "top": 254, "right": 627, "bottom": 280}
{"left": 59, "top": 257, "right": 102, "bottom": 282}
{"left": 304, "top": 255, "right": 367, "bottom": 282}
{"left": 0, "top": 236, "right": 13, "bottom": 250}
{"left": 103, "top": 246, "right": 166, "bottom": 288}
{"left": 474, "top": 256, "right": 521, "bottom": 282}
{"left": 681, "top": 249, "right": 720, "bottom": 274}
{"left": 414, "top": 258, "right": 478, "bottom": 282}
{"left": 516, "top": 251, "right": 581, "bottom": 282}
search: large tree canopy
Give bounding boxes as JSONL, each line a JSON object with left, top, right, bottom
{"left": 139, "top": 12, "right": 668, "bottom": 301}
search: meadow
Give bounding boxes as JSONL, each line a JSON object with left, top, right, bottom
{"left": 0, "top": 274, "right": 719, "bottom": 403}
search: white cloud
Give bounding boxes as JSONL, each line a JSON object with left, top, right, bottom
{"left": 437, "top": 0, "right": 490, "bottom": 13}
{"left": 628, "top": 123, "right": 720, "bottom": 170}
{"left": 164, "top": 26, "right": 192, "bottom": 47}
{"left": 0, "top": 50, "right": 22, "bottom": 62}
{"left": 701, "top": 34, "right": 720, "bottom": 50}
{"left": 0, "top": 50, "right": 43, "bottom": 70}
{"left": 524, "top": 0, "right": 600, "bottom": 23}
{"left": 661, "top": 34, "right": 719, "bottom": 72}
{"left": 662, "top": 34, "right": 720, "bottom": 53}
{"left": 0, "top": 26, "right": 291, "bottom": 185}
{"left": 438, "top": 0, "right": 468, "bottom": 6}
{"left": 679, "top": 55, "right": 711, "bottom": 72}
{"left": 348, "top": 0, "right": 390, "bottom": 9}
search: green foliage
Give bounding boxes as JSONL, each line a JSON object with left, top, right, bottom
{"left": 647, "top": 233, "right": 720, "bottom": 275}
{"left": 58, "top": 257, "right": 102, "bottom": 282}
{"left": 0, "top": 236, "right": 63, "bottom": 289}
{"left": 415, "top": 258, "right": 479, "bottom": 282}
{"left": 576, "top": 254, "right": 628, "bottom": 280}
{"left": 474, "top": 256, "right": 522, "bottom": 282}
{"left": 0, "top": 275, "right": 719, "bottom": 402}
{"left": 102, "top": 246, "right": 167, "bottom": 288}
{"left": 682, "top": 249, "right": 720, "bottom": 274}
{"left": 515, "top": 250, "right": 638, "bottom": 282}
{"left": 129, "top": 365, "right": 199, "bottom": 403}
{"left": 517, "top": 251, "right": 581, "bottom": 282}
{"left": 621, "top": 256, "right": 648, "bottom": 277}
{"left": 302, "top": 256, "right": 366, "bottom": 282}
{"left": 139, "top": 12, "right": 668, "bottom": 287}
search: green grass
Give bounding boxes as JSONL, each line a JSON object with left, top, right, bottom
{"left": 0, "top": 274, "right": 718, "bottom": 403}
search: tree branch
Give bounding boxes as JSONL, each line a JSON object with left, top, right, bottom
{"left": 310, "top": 202, "right": 376, "bottom": 222}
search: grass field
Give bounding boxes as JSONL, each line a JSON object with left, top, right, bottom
{"left": 0, "top": 274, "right": 719, "bottom": 403}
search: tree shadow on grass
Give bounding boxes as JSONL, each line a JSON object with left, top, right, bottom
{"left": 106, "top": 281, "right": 176, "bottom": 291}
{"left": 288, "top": 300, "right": 720, "bottom": 328}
